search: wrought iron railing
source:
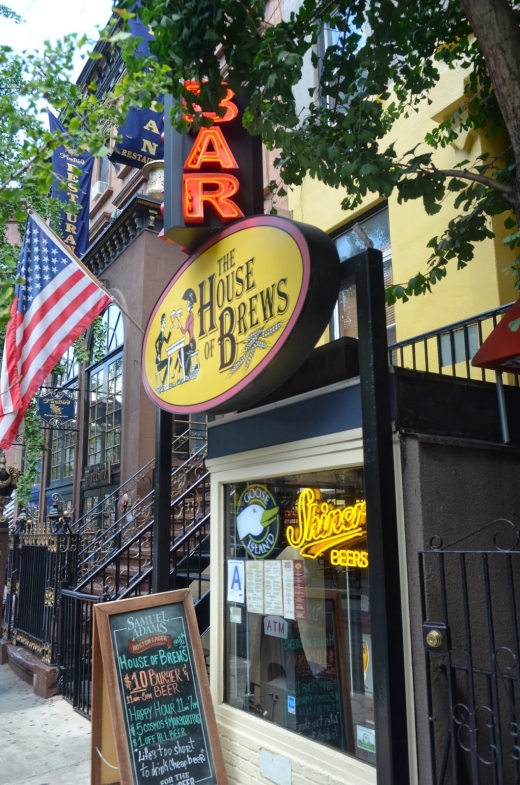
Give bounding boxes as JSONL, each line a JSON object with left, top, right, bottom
{"left": 170, "top": 512, "right": 211, "bottom": 634}
{"left": 389, "top": 301, "right": 518, "bottom": 384}
{"left": 58, "top": 471, "right": 210, "bottom": 718}
{"left": 71, "top": 458, "right": 154, "bottom": 537}
{"left": 72, "top": 470, "right": 209, "bottom": 598}
{"left": 58, "top": 506, "right": 211, "bottom": 717}
{"left": 73, "top": 442, "right": 207, "bottom": 585}
{"left": 71, "top": 428, "right": 206, "bottom": 540}
{"left": 73, "top": 519, "right": 154, "bottom": 598}
{"left": 119, "top": 507, "right": 211, "bottom": 604}
{"left": 59, "top": 587, "right": 104, "bottom": 717}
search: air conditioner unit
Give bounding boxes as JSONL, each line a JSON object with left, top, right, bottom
{"left": 91, "top": 180, "right": 109, "bottom": 201}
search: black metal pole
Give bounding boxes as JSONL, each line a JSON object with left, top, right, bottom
{"left": 152, "top": 406, "right": 172, "bottom": 594}
{"left": 342, "top": 248, "right": 409, "bottom": 785}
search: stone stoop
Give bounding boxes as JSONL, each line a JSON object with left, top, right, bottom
{"left": 0, "top": 638, "right": 58, "bottom": 698}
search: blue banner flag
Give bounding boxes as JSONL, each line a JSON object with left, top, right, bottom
{"left": 128, "top": 12, "right": 155, "bottom": 57}
{"left": 109, "top": 99, "right": 164, "bottom": 170}
{"left": 49, "top": 112, "right": 95, "bottom": 258}
{"left": 109, "top": 12, "right": 164, "bottom": 169}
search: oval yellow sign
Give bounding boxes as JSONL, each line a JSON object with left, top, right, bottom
{"left": 142, "top": 216, "right": 340, "bottom": 413}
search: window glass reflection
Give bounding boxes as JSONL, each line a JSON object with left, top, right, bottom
{"left": 224, "top": 468, "right": 375, "bottom": 765}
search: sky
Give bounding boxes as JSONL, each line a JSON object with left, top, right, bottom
{"left": 0, "top": 0, "right": 114, "bottom": 76}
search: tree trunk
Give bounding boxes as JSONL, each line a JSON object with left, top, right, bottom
{"left": 459, "top": 0, "right": 520, "bottom": 220}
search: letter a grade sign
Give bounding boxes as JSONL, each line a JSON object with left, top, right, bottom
{"left": 142, "top": 215, "right": 340, "bottom": 414}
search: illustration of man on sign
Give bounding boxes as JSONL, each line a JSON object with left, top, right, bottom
{"left": 172, "top": 288, "right": 199, "bottom": 382}
{"left": 155, "top": 312, "right": 174, "bottom": 387}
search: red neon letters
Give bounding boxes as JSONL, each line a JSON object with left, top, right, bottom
{"left": 183, "top": 175, "right": 243, "bottom": 222}
{"left": 184, "top": 126, "right": 238, "bottom": 170}
{"left": 183, "top": 82, "right": 239, "bottom": 124}
{"left": 182, "top": 83, "right": 243, "bottom": 224}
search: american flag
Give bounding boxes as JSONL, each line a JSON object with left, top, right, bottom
{"left": 0, "top": 212, "right": 112, "bottom": 449}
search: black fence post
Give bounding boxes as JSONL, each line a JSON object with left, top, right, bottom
{"left": 152, "top": 406, "right": 173, "bottom": 594}
{"left": 341, "top": 248, "right": 409, "bottom": 785}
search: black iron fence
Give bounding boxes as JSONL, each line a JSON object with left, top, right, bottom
{"left": 56, "top": 467, "right": 210, "bottom": 718}
{"left": 389, "top": 302, "right": 520, "bottom": 444}
{"left": 389, "top": 302, "right": 518, "bottom": 384}
{"left": 59, "top": 587, "right": 104, "bottom": 717}
{"left": 2, "top": 430, "right": 208, "bottom": 677}
{"left": 2, "top": 525, "right": 79, "bottom": 664}
{"left": 420, "top": 519, "right": 520, "bottom": 785}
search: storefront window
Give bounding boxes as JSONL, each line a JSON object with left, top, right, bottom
{"left": 50, "top": 425, "right": 76, "bottom": 481}
{"left": 49, "top": 346, "right": 78, "bottom": 483}
{"left": 87, "top": 354, "right": 123, "bottom": 467}
{"left": 332, "top": 207, "right": 394, "bottom": 344}
{"left": 224, "top": 468, "right": 375, "bottom": 765}
{"left": 82, "top": 491, "right": 116, "bottom": 531}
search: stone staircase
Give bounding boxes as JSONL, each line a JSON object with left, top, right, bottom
{"left": 70, "top": 445, "right": 209, "bottom": 600}
{"left": 57, "top": 431, "right": 211, "bottom": 716}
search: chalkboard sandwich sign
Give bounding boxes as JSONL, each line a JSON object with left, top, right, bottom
{"left": 92, "top": 590, "right": 227, "bottom": 785}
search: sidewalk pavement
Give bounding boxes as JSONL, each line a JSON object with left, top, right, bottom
{"left": 0, "top": 662, "right": 91, "bottom": 785}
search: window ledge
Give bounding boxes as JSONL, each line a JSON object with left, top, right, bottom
{"left": 215, "top": 703, "right": 376, "bottom": 784}
{"left": 117, "top": 163, "right": 135, "bottom": 180}
{"left": 89, "top": 186, "right": 114, "bottom": 218}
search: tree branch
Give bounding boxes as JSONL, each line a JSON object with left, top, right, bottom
{"left": 0, "top": 139, "right": 55, "bottom": 196}
{"left": 435, "top": 168, "right": 514, "bottom": 200}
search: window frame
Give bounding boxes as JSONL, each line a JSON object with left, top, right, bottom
{"left": 98, "top": 155, "right": 110, "bottom": 185}
{"left": 47, "top": 345, "right": 79, "bottom": 488}
{"left": 83, "top": 305, "right": 125, "bottom": 475}
{"left": 329, "top": 205, "right": 393, "bottom": 343}
{"left": 85, "top": 349, "right": 124, "bottom": 471}
{"left": 316, "top": 11, "right": 368, "bottom": 111}
{"left": 206, "top": 425, "right": 384, "bottom": 784}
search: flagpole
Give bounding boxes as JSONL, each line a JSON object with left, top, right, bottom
{"left": 27, "top": 209, "right": 145, "bottom": 335}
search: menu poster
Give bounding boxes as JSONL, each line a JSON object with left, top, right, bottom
{"left": 283, "top": 590, "right": 354, "bottom": 753}
{"left": 282, "top": 560, "right": 295, "bottom": 620}
{"left": 293, "top": 560, "right": 307, "bottom": 621}
{"left": 263, "top": 560, "right": 284, "bottom": 616}
{"left": 92, "top": 590, "right": 227, "bottom": 785}
{"left": 245, "top": 561, "right": 264, "bottom": 614}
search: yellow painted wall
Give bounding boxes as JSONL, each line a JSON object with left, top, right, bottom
{"left": 288, "top": 62, "right": 518, "bottom": 341}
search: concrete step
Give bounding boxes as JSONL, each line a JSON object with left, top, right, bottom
{"left": 0, "top": 638, "right": 57, "bottom": 698}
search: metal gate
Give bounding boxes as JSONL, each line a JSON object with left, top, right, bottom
{"left": 420, "top": 519, "right": 520, "bottom": 785}
{"left": 59, "top": 588, "right": 103, "bottom": 717}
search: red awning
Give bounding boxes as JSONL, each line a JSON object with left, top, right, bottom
{"left": 472, "top": 300, "right": 520, "bottom": 373}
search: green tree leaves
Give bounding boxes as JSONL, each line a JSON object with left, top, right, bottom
{"left": 123, "top": 0, "right": 520, "bottom": 301}
{"left": 0, "top": 14, "right": 172, "bottom": 328}
{"left": 2, "top": 0, "right": 520, "bottom": 315}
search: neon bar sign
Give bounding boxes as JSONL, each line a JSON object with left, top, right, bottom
{"left": 183, "top": 83, "right": 243, "bottom": 224}
{"left": 286, "top": 488, "right": 367, "bottom": 560}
